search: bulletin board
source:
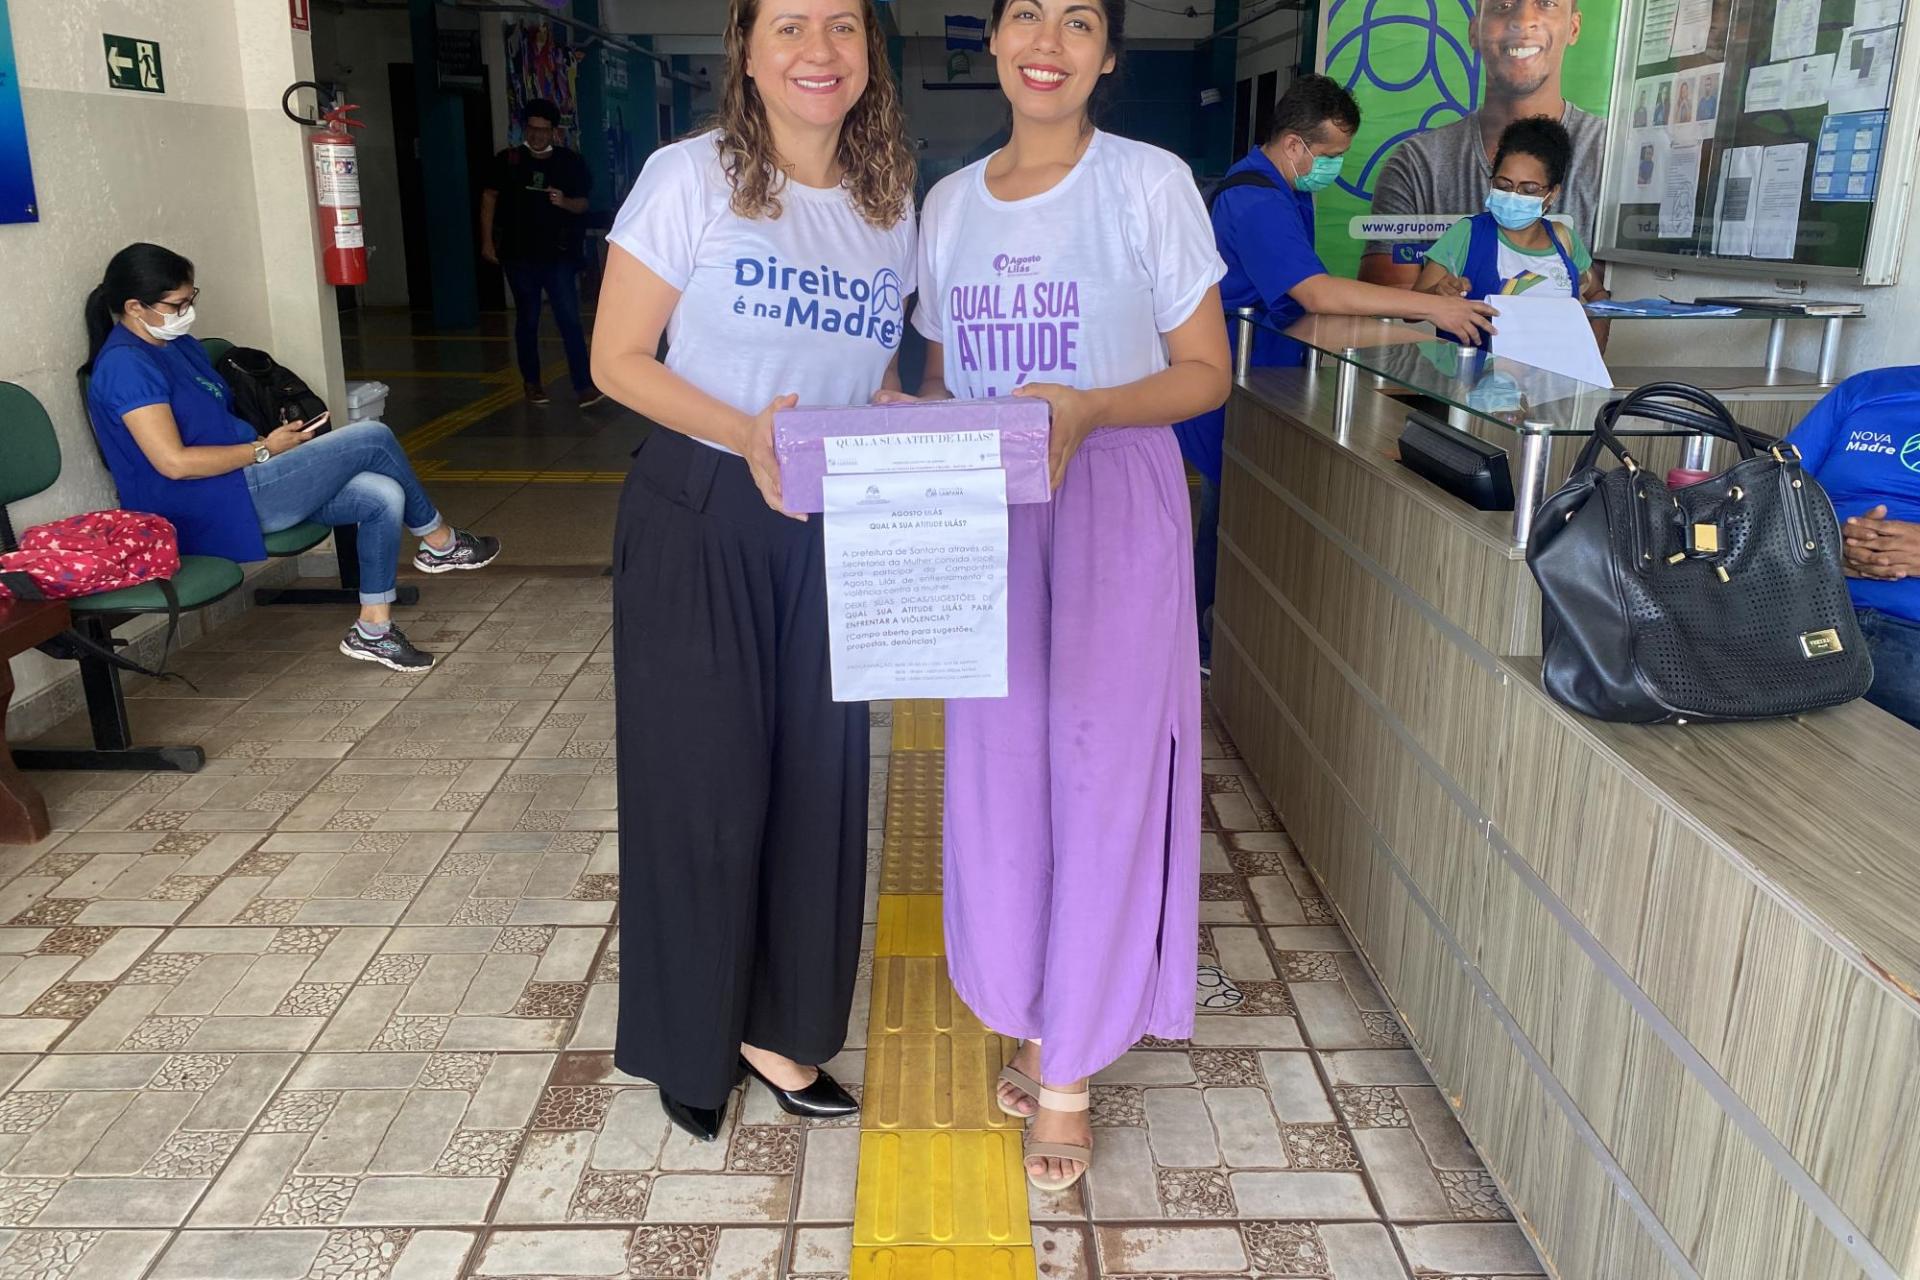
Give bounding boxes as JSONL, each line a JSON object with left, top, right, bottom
{"left": 1597, "top": 0, "right": 1919, "bottom": 280}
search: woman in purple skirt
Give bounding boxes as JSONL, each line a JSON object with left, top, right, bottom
{"left": 887, "top": 0, "right": 1229, "bottom": 1191}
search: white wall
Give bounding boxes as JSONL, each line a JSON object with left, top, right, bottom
{"left": 2, "top": 0, "right": 333, "bottom": 723}
{"left": 310, "top": 5, "right": 414, "bottom": 308}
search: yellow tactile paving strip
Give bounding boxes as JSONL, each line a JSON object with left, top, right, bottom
{"left": 853, "top": 699, "right": 1037, "bottom": 1280}
{"left": 879, "top": 751, "right": 945, "bottom": 896}
{"left": 393, "top": 357, "right": 570, "bottom": 459}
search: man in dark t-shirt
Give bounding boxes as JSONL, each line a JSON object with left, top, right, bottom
{"left": 481, "top": 99, "right": 603, "bottom": 407}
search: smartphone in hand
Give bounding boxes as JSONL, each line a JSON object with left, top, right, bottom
{"left": 302, "top": 411, "right": 332, "bottom": 436}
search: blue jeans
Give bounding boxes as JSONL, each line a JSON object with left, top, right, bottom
{"left": 1857, "top": 607, "right": 1920, "bottom": 729}
{"left": 505, "top": 258, "right": 591, "bottom": 392}
{"left": 245, "top": 421, "right": 442, "bottom": 605}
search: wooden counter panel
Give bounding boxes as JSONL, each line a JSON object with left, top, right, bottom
{"left": 1495, "top": 670, "right": 1920, "bottom": 1264}
{"left": 1215, "top": 545, "right": 1494, "bottom": 953}
{"left": 1227, "top": 377, "right": 1536, "bottom": 655}
{"left": 1221, "top": 446, "right": 1514, "bottom": 804}
{"left": 1217, "top": 617, "right": 1878, "bottom": 1279}
{"left": 1213, "top": 376, "right": 1920, "bottom": 1274}
{"left": 1216, "top": 630, "right": 1761, "bottom": 1280}
{"left": 1504, "top": 659, "right": 1920, "bottom": 1005}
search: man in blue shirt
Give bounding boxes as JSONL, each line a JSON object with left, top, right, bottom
{"left": 1786, "top": 368, "right": 1920, "bottom": 728}
{"left": 1178, "top": 74, "right": 1498, "bottom": 673}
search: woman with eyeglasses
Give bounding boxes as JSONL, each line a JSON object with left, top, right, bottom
{"left": 1413, "top": 116, "right": 1607, "bottom": 343}
{"left": 83, "top": 242, "right": 499, "bottom": 672}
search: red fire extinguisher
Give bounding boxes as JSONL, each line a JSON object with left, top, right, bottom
{"left": 284, "top": 82, "right": 367, "bottom": 287}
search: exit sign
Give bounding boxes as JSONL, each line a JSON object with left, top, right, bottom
{"left": 102, "top": 34, "right": 163, "bottom": 94}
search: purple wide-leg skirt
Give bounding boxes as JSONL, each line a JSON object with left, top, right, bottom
{"left": 944, "top": 425, "right": 1202, "bottom": 1087}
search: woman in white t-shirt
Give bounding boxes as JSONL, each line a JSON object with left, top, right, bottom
{"left": 897, "top": 0, "right": 1230, "bottom": 1192}
{"left": 590, "top": 0, "right": 915, "bottom": 1144}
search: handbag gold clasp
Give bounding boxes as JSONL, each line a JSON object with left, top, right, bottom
{"left": 1769, "top": 443, "right": 1802, "bottom": 464}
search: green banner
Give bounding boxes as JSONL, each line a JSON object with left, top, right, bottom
{"left": 1316, "top": 0, "right": 1620, "bottom": 278}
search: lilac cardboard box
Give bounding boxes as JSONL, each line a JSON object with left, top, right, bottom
{"left": 774, "top": 397, "right": 1052, "bottom": 514}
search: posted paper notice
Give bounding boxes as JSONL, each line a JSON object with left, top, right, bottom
{"left": 1660, "top": 141, "right": 1703, "bottom": 237}
{"left": 1746, "top": 62, "right": 1789, "bottom": 111}
{"left": 1783, "top": 53, "right": 1837, "bottom": 108}
{"left": 1674, "top": 62, "right": 1725, "bottom": 141}
{"left": 1713, "top": 145, "right": 1764, "bottom": 254}
{"left": 1772, "top": 0, "right": 1820, "bottom": 61}
{"left": 1828, "top": 26, "right": 1897, "bottom": 113}
{"left": 822, "top": 469, "right": 1010, "bottom": 702}
{"left": 1855, "top": 0, "right": 1901, "bottom": 29}
{"left": 1638, "top": 0, "right": 1678, "bottom": 66}
{"left": 1671, "top": 0, "right": 1713, "bottom": 57}
{"left": 1753, "top": 143, "right": 1809, "bottom": 258}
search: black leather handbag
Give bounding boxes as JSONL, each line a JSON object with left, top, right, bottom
{"left": 1527, "top": 382, "right": 1872, "bottom": 724}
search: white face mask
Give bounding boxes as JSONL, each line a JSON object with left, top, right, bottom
{"left": 141, "top": 303, "right": 196, "bottom": 342}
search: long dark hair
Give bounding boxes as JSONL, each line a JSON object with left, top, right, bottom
{"left": 989, "top": 0, "right": 1127, "bottom": 122}
{"left": 85, "top": 243, "right": 194, "bottom": 367}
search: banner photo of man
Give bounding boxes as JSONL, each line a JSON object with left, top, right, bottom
{"left": 1316, "top": 0, "right": 1621, "bottom": 285}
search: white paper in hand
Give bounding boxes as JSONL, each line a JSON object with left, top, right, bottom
{"left": 1485, "top": 294, "right": 1613, "bottom": 390}
{"left": 821, "top": 469, "right": 1010, "bottom": 702}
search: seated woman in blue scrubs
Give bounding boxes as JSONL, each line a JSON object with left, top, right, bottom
{"left": 1413, "top": 117, "right": 1605, "bottom": 341}
{"left": 1786, "top": 372, "right": 1920, "bottom": 728}
{"left": 1177, "top": 74, "right": 1498, "bottom": 670}
{"left": 84, "top": 243, "right": 500, "bottom": 673}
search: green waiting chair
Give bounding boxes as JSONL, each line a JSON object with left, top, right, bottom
{"left": 0, "top": 381, "right": 242, "bottom": 772}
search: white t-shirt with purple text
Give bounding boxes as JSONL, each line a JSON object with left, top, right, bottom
{"left": 914, "top": 131, "right": 1226, "bottom": 402}
{"left": 608, "top": 130, "right": 916, "bottom": 450}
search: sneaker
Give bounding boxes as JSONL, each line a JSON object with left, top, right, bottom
{"left": 339, "top": 624, "right": 434, "bottom": 672}
{"left": 578, "top": 385, "right": 608, "bottom": 409}
{"left": 413, "top": 528, "right": 501, "bottom": 574}
{"left": 525, "top": 382, "right": 551, "bottom": 406}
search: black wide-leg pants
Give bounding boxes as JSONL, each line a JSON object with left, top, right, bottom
{"left": 612, "top": 427, "right": 869, "bottom": 1109}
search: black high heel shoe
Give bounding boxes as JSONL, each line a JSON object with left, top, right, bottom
{"left": 659, "top": 1089, "right": 728, "bottom": 1142}
{"left": 738, "top": 1054, "right": 859, "bottom": 1118}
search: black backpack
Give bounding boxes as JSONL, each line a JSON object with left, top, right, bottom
{"left": 1206, "top": 170, "right": 1281, "bottom": 210}
{"left": 214, "top": 346, "right": 328, "bottom": 436}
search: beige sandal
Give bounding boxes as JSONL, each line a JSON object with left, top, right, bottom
{"left": 1025, "top": 1085, "right": 1092, "bottom": 1193}
{"left": 996, "top": 1038, "right": 1042, "bottom": 1117}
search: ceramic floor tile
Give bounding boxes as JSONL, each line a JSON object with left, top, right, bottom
{"left": 0, "top": 571, "right": 1530, "bottom": 1278}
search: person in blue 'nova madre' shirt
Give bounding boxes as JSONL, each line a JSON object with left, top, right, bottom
{"left": 1786, "top": 368, "right": 1920, "bottom": 729}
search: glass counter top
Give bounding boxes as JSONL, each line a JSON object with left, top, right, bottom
{"left": 1263, "top": 315, "right": 1637, "bottom": 439}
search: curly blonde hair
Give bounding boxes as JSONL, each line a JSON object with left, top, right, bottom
{"left": 715, "top": 0, "right": 915, "bottom": 229}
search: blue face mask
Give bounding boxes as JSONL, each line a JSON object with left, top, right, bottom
{"left": 1485, "top": 188, "right": 1546, "bottom": 230}
{"left": 1292, "top": 151, "right": 1344, "bottom": 193}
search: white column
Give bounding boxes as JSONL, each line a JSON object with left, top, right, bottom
{"left": 232, "top": 2, "right": 347, "bottom": 411}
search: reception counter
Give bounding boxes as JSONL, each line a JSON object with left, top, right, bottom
{"left": 1210, "top": 357, "right": 1920, "bottom": 1280}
